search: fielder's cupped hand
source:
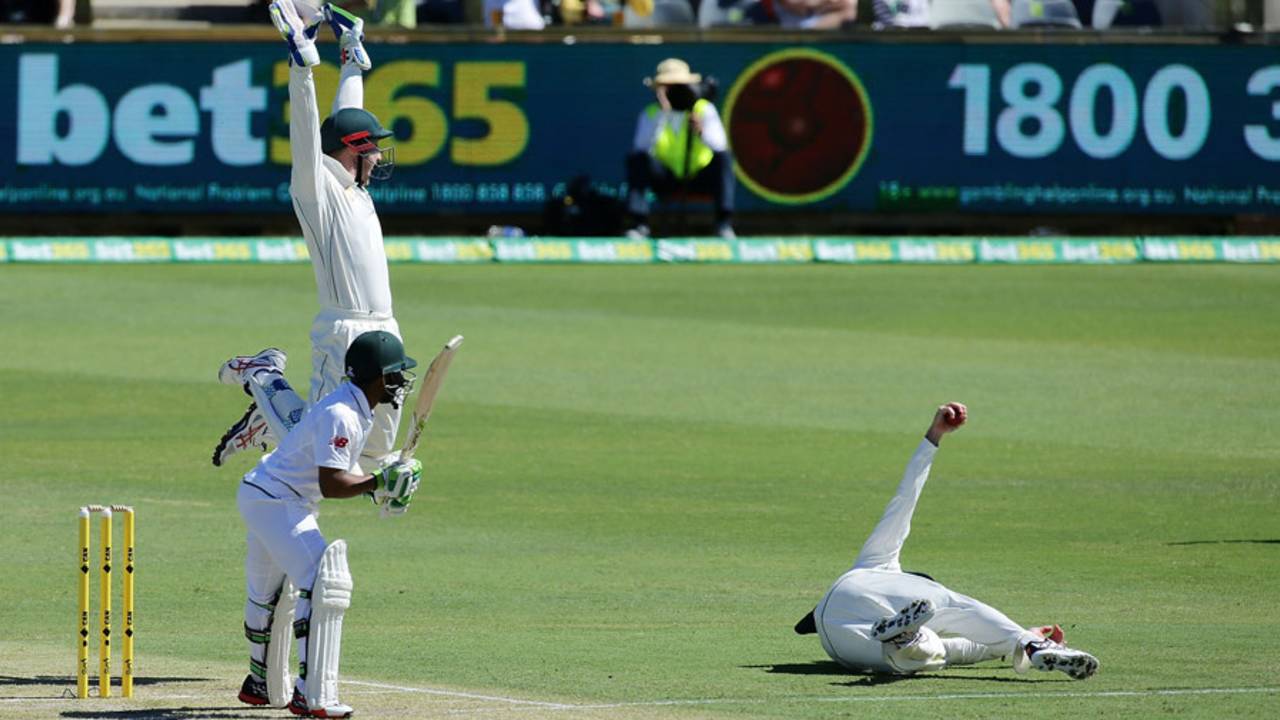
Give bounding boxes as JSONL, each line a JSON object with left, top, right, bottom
{"left": 926, "top": 402, "right": 967, "bottom": 445}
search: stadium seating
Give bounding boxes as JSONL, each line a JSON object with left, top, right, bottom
{"left": 697, "top": 0, "right": 767, "bottom": 27}
{"left": 624, "top": 0, "right": 698, "bottom": 27}
{"left": 653, "top": 0, "right": 696, "bottom": 24}
{"left": 1092, "top": 0, "right": 1162, "bottom": 28}
{"left": 929, "top": 0, "right": 1002, "bottom": 29}
{"left": 1010, "top": 0, "right": 1082, "bottom": 28}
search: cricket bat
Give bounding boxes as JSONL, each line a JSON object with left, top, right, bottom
{"left": 398, "top": 334, "right": 464, "bottom": 462}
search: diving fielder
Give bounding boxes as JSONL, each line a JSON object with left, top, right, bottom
{"left": 213, "top": 0, "right": 405, "bottom": 476}
{"left": 235, "top": 331, "right": 421, "bottom": 718}
{"left": 794, "top": 402, "right": 1100, "bottom": 680}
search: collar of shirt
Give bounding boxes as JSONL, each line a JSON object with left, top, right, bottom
{"left": 322, "top": 154, "right": 358, "bottom": 190}
{"left": 344, "top": 381, "right": 375, "bottom": 421}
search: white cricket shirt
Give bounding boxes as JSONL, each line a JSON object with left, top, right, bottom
{"left": 289, "top": 66, "right": 393, "bottom": 315}
{"left": 243, "top": 382, "right": 374, "bottom": 505}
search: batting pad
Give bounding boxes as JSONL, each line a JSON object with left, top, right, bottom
{"left": 268, "top": 581, "right": 297, "bottom": 707}
{"left": 305, "top": 540, "right": 353, "bottom": 710}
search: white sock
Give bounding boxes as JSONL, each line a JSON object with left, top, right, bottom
{"left": 942, "top": 637, "right": 1002, "bottom": 666}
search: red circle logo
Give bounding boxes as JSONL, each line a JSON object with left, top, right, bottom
{"left": 724, "top": 49, "right": 874, "bottom": 205}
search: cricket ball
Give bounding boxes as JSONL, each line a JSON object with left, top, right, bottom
{"left": 945, "top": 407, "right": 966, "bottom": 426}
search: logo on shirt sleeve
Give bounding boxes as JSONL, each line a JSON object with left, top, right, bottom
{"left": 331, "top": 435, "right": 350, "bottom": 449}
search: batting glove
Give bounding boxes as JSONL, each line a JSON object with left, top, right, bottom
{"left": 269, "top": 0, "right": 321, "bottom": 68}
{"left": 372, "top": 458, "right": 422, "bottom": 504}
{"left": 324, "top": 4, "right": 371, "bottom": 70}
{"left": 380, "top": 495, "right": 412, "bottom": 518}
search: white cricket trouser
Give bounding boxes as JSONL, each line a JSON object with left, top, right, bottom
{"left": 816, "top": 440, "right": 1034, "bottom": 673}
{"left": 238, "top": 480, "right": 328, "bottom": 693}
{"left": 310, "top": 307, "right": 403, "bottom": 470}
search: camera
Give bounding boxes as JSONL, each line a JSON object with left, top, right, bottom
{"left": 665, "top": 75, "right": 720, "bottom": 112}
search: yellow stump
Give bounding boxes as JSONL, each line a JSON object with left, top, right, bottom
{"left": 77, "top": 509, "right": 90, "bottom": 699}
{"left": 121, "top": 508, "right": 134, "bottom": 698}
{"left": 99, "top": 508, "right": 112, "bottom": 699}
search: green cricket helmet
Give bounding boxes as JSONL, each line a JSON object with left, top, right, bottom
{"left": 320, "top": 107, "right": 396, "bottom": 180}
{"left": 344, "top": 331, "right": 417, "bottom": 384}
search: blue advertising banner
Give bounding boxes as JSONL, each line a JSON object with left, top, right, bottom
{"left": 2, "top": 39, "right": 1280, "bottom": 215}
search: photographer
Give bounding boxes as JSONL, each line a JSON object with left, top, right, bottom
{"left": 625, "top": 59, "right": 736, "bottom": 241}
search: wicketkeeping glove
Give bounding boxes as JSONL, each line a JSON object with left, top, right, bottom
{"left": 324, "top": 4, "right": 371, "bottom": 71}
{"left": 269, "top": 0, "right": 321, "bottom": 68}
{"left": 372, "top": 458, "right": 422, "bottom": 504}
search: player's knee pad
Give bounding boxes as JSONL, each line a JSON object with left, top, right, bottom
{"left": 885, "top": 627, "right": 946, "bottom": 674}
{"left": 305, "top": 540, "right": 353, "bottom": 709}
{"left": 247, "top": 373, "right": 307, "bottom": 441}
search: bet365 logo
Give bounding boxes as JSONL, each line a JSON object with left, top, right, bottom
{"left": 14, "top": 54, "right": 530, "bottom": 168}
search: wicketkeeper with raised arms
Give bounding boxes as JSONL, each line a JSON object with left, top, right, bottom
{"left": 214, "top": 0, "right": 407, "bottom": 482}
{"left": 794, "top": 402, "right": 1101, "bottom": 680}
{"left": 236, "top": 330, "right": 421, "bottom": 718}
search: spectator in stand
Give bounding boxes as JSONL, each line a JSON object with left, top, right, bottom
{"left": 416, "top": 0, "right": 465, "bottom": 23}
{"left": 1156, "top": 0, "right": 1212, "bottom": 27}
{"left": 926, "top": 0, "right": 1013, "bottom": 27}
{"left": 367, "top": 0, "right": 418, "bottom": 27}
{"left": 773, "top": 0, "right": 856, "bottom": 28}
{"left": 871, "top": 0, "right": 928, "bottom": 27}
{"left": 991, "top": 0, "right": 1011, "bottom": 25}
{"left": 1, "top": 0, "right": 75, "bottom": 26}
{"left": 485, "top": 0, "right": 547, "bottom": 27}
{"left": 550, "top": 0, "right": 606, "bottom": 24}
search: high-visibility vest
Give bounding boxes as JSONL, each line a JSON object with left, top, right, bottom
{"left": 648, "top": 99, "right": 715, "bottom": 179}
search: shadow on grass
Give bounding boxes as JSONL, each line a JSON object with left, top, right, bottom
{"left": 833, "top": 670, "right": 1058, "bottom": 687}
{"left": 742, "top": 661, "right": 850, "bottom": 676}
{"left": 1167, "top": 539, "right": 1280, "bottom": 545}
{"left": 0, "top": 675, "right": 210, "bottom": 688}
{"left": 744, "top": 662, "right": 1065, "bottom": 687}
{"left": 61, "top": 709, "right": 269, "bottom": 720}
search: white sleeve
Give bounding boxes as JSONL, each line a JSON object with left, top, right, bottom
{"left": 333, "top": 63, "right": 364, "bottom": 114}
{"left": 289, "top": 65, "right": 325, "bottom": 206}
{"left": 850, "top": 438, "right": 937, "bottom": 571}
{"left": 632, "top": 109, "right": 657, "bottom": 153}
{"left": 313, "top": 408, "right": 361, "bottom": 471}
{"left": 696, "top": 103, "right": 728, "bottom": 152}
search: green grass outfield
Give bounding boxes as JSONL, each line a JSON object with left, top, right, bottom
{"left": 1, "top": 263, "right": 1277, "bottom": 719}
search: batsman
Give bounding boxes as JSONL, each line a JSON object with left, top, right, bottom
{"left": 236, "top": 331, "right": 421, "bottom": 718}
{"left": 213, "top": 0, "right": 405, "bottom": 477}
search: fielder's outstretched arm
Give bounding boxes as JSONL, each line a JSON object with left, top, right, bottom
{"left": 327, "top": 4, "right": 369, "bottom": 113}
{"left": 851, "top": 403, "right": 968, "bottom": 571}
{"left": 270, "top": 1, "right": 324, "bottom": 207}
{"left": 289, "top": 65, "right": 325, "bottom": 209}
{"left": 334, "top": 63, "right": 363, "bottom": 114}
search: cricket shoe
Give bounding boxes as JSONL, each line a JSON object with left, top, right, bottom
{"left": 1027, "top": 640, "right": 1099, "bottom": 680}
{"left": 238, "top": 673, "right": 271, "bottom": 706}
{"left": 871, "top": 599, "right": 935, "bottom": 646}
{"left": 289, "top": 688, "right": 354, "bottom": 718}
{"left": 213, "top": 403, "right": 270, "bottom": 467}
{"left": 219, "top": 348, "right": 288, "bottom": 392}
